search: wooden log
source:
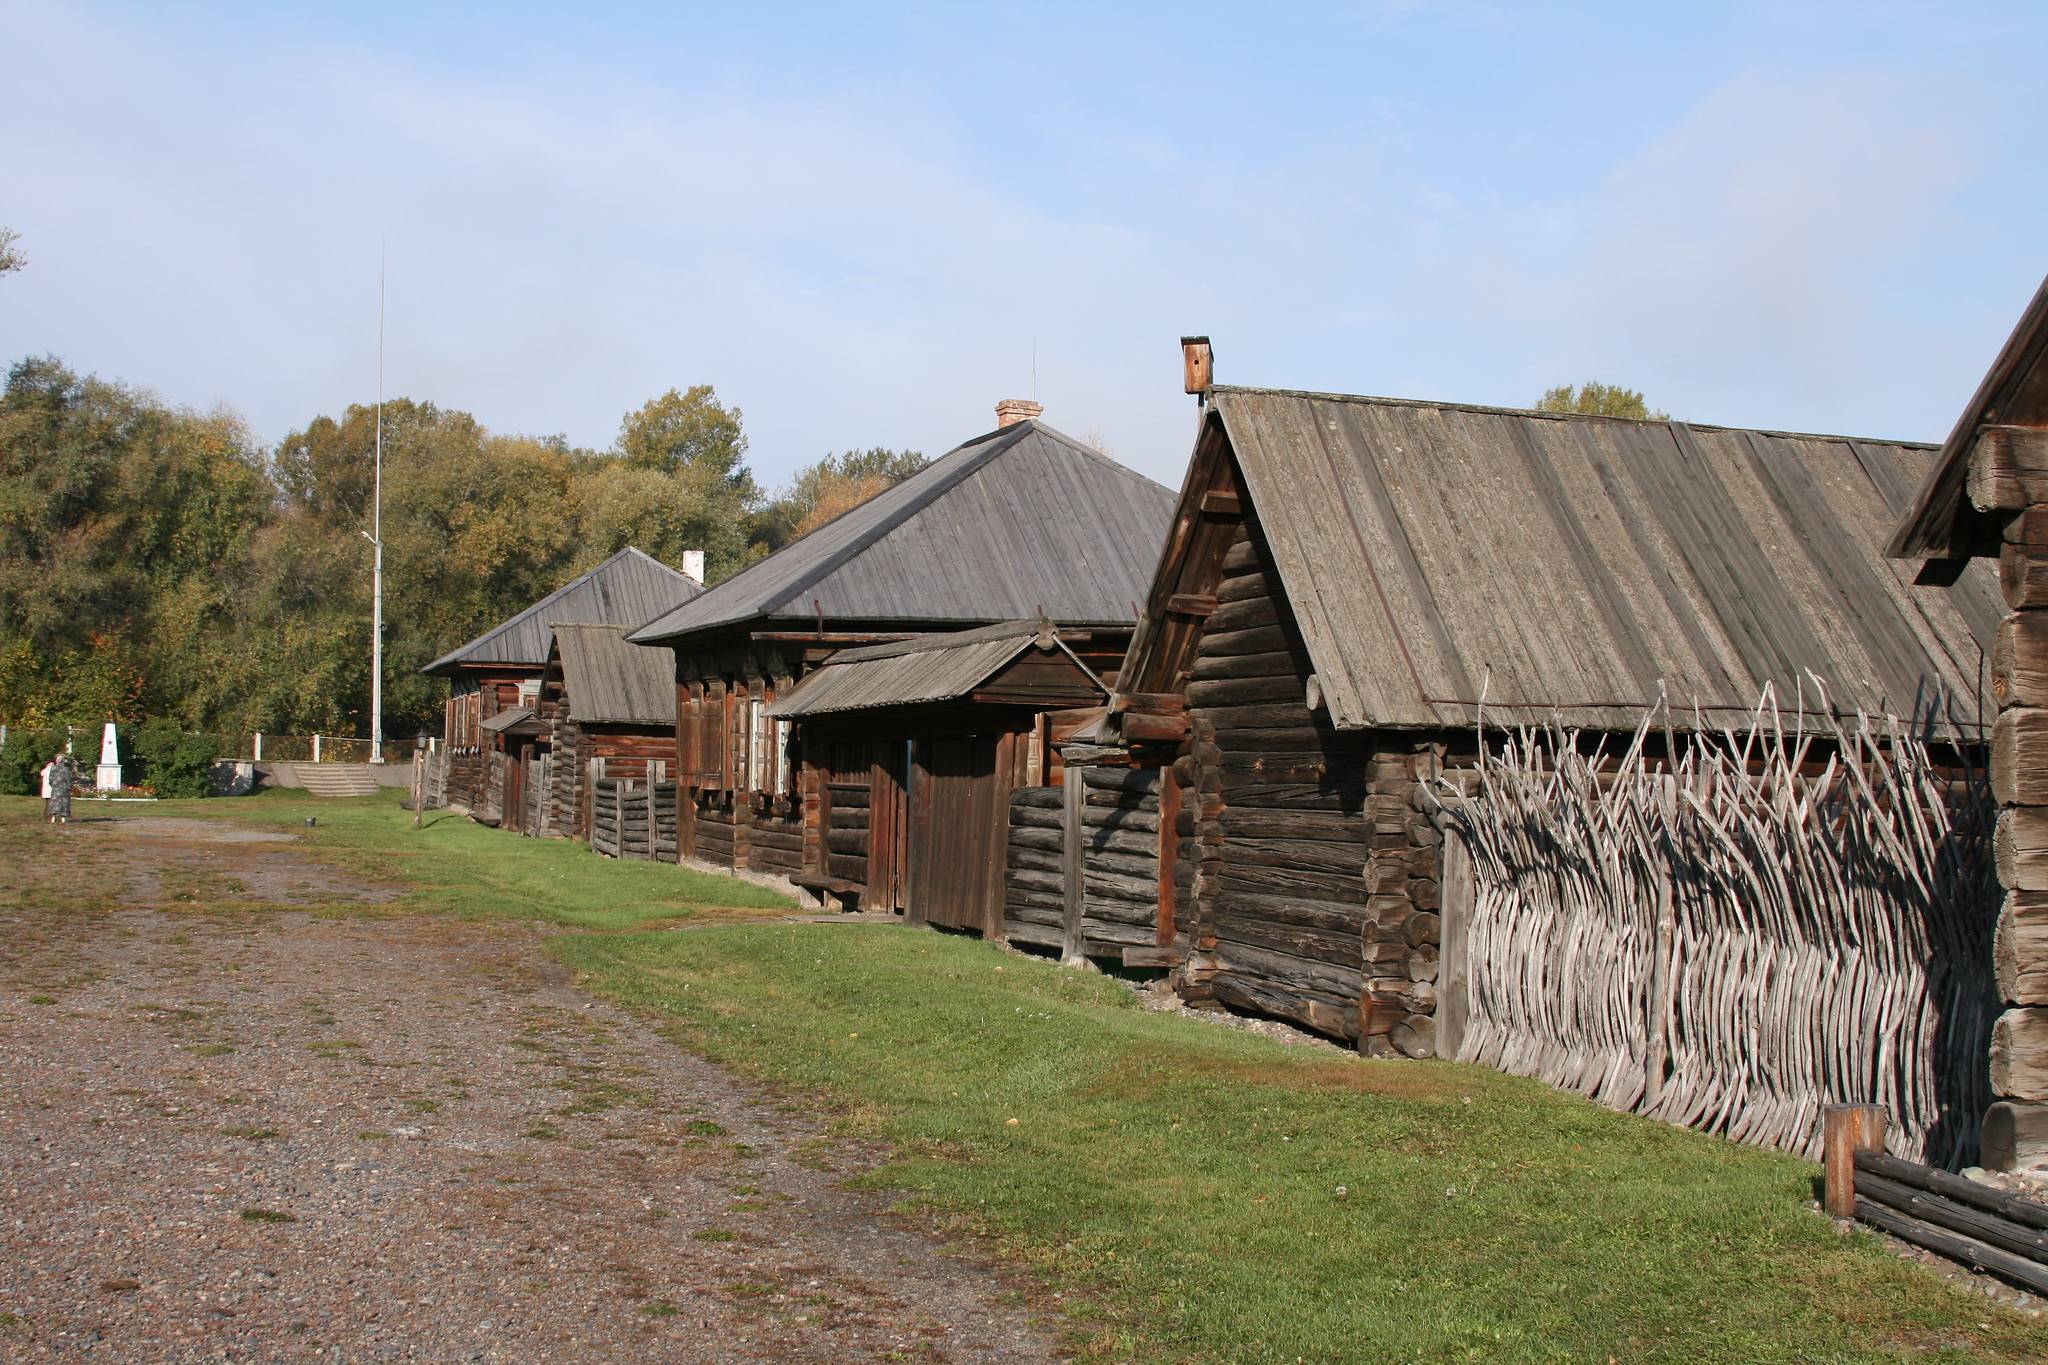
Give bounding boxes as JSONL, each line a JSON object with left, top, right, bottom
{"left": 1205, "top": 595, "right": 1279, "bottom": 635}
{"left": 1080, "top": 766, "right": 1161, "bottom": 796}
{"left": 1219, "top": 779, "right": 1367, "bottom": 811}
{"left": 1968, "top": 426, "right": 2048, "bottom": 512}
{"left": 1993, "top": 1008, "right": 2048, "bottom": 1100}
{"left": 1198, "top": 623, "right": 1293, "bottom": 657}
{"left": 1061, "top": 764, "right": 1086, "bottom": 963}
{"left": 825, "top": 828, "right": 868, "bottom": 856}
{"left": 1405, "top": 911, "right": 1440, "bottom": 947}
{"left": 1222, "top": 809, "right": 1368, "bottom": 842}
{"left": 1011, "top": 866, "right": 1161, "bottom": 904}
{"left": 1215, "top": 860, "right": 1367, "bottom": 903}
{"left": 1210, "top": 973, "right": 1359, "bottom": 1041}
{"left": 1083, "top": 801, "right": 1160, "bottom": 832}
{"left": 1190, "top": 649, "right": 1300, "bottom": 683}
{"left": 1211, "top": 911, "right": 1361, "bottom": 964}
{"left": 1852, "top": 1199, "right": 2048, "bottom": 1295}
{"left": 1198, "top": 704, "right": 1325, "bottom": 733}
{"left": 1995, "top": 610, "right": 2048, "bottom": 710}
{"left": 1010, "top": 843, "right": 1157, "bottom": 881}
{"left": 826, "top": 853, "right": 866, "bottom": 881}
{"left": 1389, "top": 1013, "right": 1436, "bottom": 1059}
{"left": 2002, "top": 543, "right": 2048, "bottom": 611}
{"left": 1992, "top": 708, "right": 2048, "bottom": 806}
{"left": 1997, "top": 891, "right": 2048, "bottom": 1005}
{"left": 1854, "top": 1151, "right": 2048, "bottom": 1233}
{"left": 1123, "top": 710, "right": 1188, "bottom": 744}
{"left": 1855, "top": 1171, "right": 2048, "bottom": 1271}
{"left": 1997, "top": 806, "right": 2048, "bottom": 893}
{"left": 1219, "top": 536, "right": 1263, "bottom": 576}
{"left": 1227, "top": 837, "right": 1369, "bottom": 876}
{"left": 1983, "top": 1101, "right": 2048, "bottom": 1172}
{"left": 1011, "top": 787, "right": 1065, "bottom": 810}
{"left": 1211, "top": 939, "right": 1363, "bottom": 1000}
{"left": 1185, "top": 676, "right": 1305, "bottom": 708}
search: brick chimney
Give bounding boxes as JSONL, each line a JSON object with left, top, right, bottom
{"left": 680, "top": 549, "right": 705, "bottom": 586}
{"left": 995, "top": 398, "right": 1044, "bottom": 428}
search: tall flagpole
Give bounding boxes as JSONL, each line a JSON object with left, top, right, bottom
{"left": 370, "top": 249, "right": 385, "bottom": 764}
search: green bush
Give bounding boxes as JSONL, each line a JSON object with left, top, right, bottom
{"left": 128, "top": 722, "right": 221, "bottom": 799}
{"left": 0, "top": 728, "right": 67, "bottom": 797}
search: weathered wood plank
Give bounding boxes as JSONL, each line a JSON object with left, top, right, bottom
{"left": 1993, "top": 709, "right": 2048, "bottom": 806}
{"left": 1967, "top": 426, "right": 2048, "bottom": 512}
{"left": 1991, "top": 1008, "right": 2048, "bottom": 1101}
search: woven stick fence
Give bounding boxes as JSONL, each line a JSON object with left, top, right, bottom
{"left": 1428, "top": 685, "right": 1998, "bottom": 1166}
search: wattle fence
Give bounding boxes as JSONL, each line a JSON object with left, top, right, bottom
{"left": 1428, "top": 694, "right": 1999, "bottom": 1166}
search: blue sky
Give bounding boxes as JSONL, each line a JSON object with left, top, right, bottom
{"left": 1, "top": 2, "right": 2042, "bottom": 487}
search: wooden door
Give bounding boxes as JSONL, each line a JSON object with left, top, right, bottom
{"left": 504, "top": 749, "right": 525, "bottom": 835}
{"left": 865, "top": 742, "right": 909, "bottom": 913}
{"left": 907, "top": 734, "right": 1003, "bottom": 935}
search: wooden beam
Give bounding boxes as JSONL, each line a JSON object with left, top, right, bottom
{"left": 1993, "top": 708, "right": 2048, "bottom": 805}
{"left": 1060, "top": 764, "right": 1086, "bottom": 966}
{"left": 1968, "top": 426, "right": 2048, "bottom": 512}
{"left": 1113, "top": 691, "right": 1187, "bottom": 716}
{"left": 1823, "top": 1103, "right": 1887, "bottom": 1218}
{"left": 1199, "top": 489, "right": 1243, "bottom": 517}
{"left": 1166, "top": 592, "right": 1218, "bottom": 617}
{"left": 1122, "top": 710, "right": 1189, "bottom": 744}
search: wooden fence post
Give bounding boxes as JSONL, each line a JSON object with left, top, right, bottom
{"left": 1823, "top": 1104, "right": 1887, "bottom": 1218}
{"left": 1060, "top": 762, "right": 1086, "bottom": 965}
{"left": 1437, "top": 825, "right": 1472, "bottom": 1062}
{"left": 412, "top": 750, "right": 423, "bottom": 829}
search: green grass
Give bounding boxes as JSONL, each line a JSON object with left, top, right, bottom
{"left": 558, "top": 925, "right": 2048, "bottom": 1364}
{"left": 145, "top": 789, "right": 794, "bottom": 929}
{"left": 12, "top": 791, "right": 2045, "bottom": 1361}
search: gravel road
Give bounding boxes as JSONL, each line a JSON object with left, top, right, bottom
{"left": 0, "top": 820, "right": 1059, "bottom": 1361}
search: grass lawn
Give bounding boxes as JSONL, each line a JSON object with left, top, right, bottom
{"left": 14, "top": 790, "right": 2047, "bottom": 1361}
{"left": 152, "top": 788, "right": 793, "bottom": 929}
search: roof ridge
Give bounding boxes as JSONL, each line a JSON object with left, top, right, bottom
{"left": 1209, "top": 385, "right": 1937, "bottom": 450}
{"left": 424, "top": 545, "right": 697, "bottom": 672}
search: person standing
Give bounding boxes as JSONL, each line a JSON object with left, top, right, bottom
{"left": 45, "top": 749, "right": 74, "bottom": 824}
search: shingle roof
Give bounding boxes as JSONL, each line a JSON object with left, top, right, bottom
{"left": 479, "top": 706, "right": 536, "bottom": 734}
{"left": 1129, "top": 386, "right": 2001, "bottom": 734}
{"left": 550, "top": 623, "right": 677, "bottom": 727}
{"left": 764, "top": 618, "right": 1102, "bottom": 719}
{"left": 1889, "top": 276, "right": 2048, "bottom": 560}
{"left": 628, "top": 420, "right": 1175, "bottom": 644}
{"left": 423, "top": 548, "right": 702, "bottom": 675}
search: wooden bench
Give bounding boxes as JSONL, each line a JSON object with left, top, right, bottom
{"left": 791, "top": 873, "right": 865, "bottom": 913}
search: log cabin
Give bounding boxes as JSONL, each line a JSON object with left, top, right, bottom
{"left": 538, "top": 623, "right": 681, "bottom": 844}
{"left": 421, "top": 547, "right": 702, "bottom": 814}
{"left": 1891, "top": 276, "right": 2048, "bottom": 1171}
{"left": 625, "top": 401, "right": 1176, "bottom": 891}
{"left": 763, "top": 617, "right": 1107, "bottom": 929}
{"left": 1079, "top": 338, "right": 1999, "bottom": 1055}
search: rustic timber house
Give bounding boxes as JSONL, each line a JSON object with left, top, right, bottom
{"left": 1892, "top": 276, "right": 2048, "bottom": 1171}
{"left": 764, "top": 617, "right": 1108, "bottom": 930}
{"left": 626, "top": 402, "right": 1176, "bottom": 893}
{"left": 1078, "top": 340, "right": 1997, "bottom": 1059}
{"left": 537, "top": 623, "right": 681, "bottom": 844}
{"left": 422, "top": 547, "right": 702, "bottom": 813}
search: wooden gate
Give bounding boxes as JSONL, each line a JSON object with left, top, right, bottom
{"left": 908, "top": 735, "right": 1005, "bottom": 935}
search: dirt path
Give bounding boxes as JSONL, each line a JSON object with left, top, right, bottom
{"left": 0, "top": 820, "right": 1060, "bottom": 1362}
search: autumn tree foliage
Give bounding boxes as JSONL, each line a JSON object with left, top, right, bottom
{"left": 0, "top": 358, "right": 929, "bottom": 740}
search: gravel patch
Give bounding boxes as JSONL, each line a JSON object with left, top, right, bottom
{"left": 0, "top": 897, "right": 1059, "bottom": 1361}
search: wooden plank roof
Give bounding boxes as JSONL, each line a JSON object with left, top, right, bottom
{"left": 764, "top": 618, "right": 1102, "bottom": 719}
{"left": 1127, "top": 386, "right": 2000, "bottom": 734}
{"left": 549, "top": 623, "right": 677, "bottom": 727}
{"left": 628, "top": 420, "right": 1175, "bottom": 644}
{"left": 422, "top": 548, "right": 701, "bottom": 676}
{"left": 1890, "top": 276, "right": 2048, "bottom": 561}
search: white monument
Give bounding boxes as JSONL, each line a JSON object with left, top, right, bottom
{"left": 97, "top": 722, "right": 123, "bottom": 793}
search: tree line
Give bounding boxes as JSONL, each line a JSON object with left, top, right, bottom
{"left": 0, "top": 354, "right": 924, "bottom": 740}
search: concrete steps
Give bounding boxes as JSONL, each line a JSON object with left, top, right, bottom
{"left": 290, "top": 764, "right": 384, "bottom": 798}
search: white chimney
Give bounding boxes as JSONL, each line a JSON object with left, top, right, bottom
{"left": 995, "top": 398, "right": 1043, "bottom": 428}
{"left": 680, "top": 549, "right": 705, "bottom": 585}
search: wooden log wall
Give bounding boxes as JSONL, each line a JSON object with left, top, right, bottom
{"left": 748, "top": 799, "right": 804, "bottom": 877}
{"left": 1001, "top": 769, "right": 1163, "bottom": 956}
{"left": 824, "top": 780, "right": 871, "bottom": 886}
{"left": 1989, "top": 498, "right": 2048, "bottom": 1170}
{"left": 692, "top": 793, "right": 739, "bottom": 869}
{"left": 589, "top": 778, "right": 681, "bottom": 861}
{"left": 1177, "top": 526, "right": 1443, "bottom": 1048}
